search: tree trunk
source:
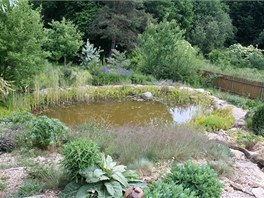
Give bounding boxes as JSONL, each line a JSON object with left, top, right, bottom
{"left": 109, "top": 39, "right": 116, "bottom": 57}
{"left": 64, "top": 55, "right": 67, "bottom": 68}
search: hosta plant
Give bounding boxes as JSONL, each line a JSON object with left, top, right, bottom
{"left": 61, "top": 154, "right": 144, "bottom": 198}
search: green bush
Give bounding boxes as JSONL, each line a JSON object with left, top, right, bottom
{"left": 134, "top": 20, "right": 201, "bottom": 84}
{"left": 166, "top": 161, "right": 223, "bottom": 198}
{"left": 30, "top": 116, "right": 69, "bottom": 149}
{"left": 252, "top": 105, "right": 264, "bottom": 136}
{"left": 144, "top": 180, "right": 197, "bottom": 198}
{"left": 61, "top": 139, "right": 102, "bottom": 182}
{"left": 192, "top": 108, "right": 235, "bottom": 132}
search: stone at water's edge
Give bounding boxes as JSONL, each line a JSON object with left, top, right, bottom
{"left": 141, "top": 92, "right": 153, "bottom": 100}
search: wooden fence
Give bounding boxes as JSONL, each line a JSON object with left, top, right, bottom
{"left": 203, "top": 71, "right": 264, "bottom": 101}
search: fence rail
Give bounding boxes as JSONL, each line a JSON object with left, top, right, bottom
{"left": 203, "top": 71, "right": 264, "bottom": 101}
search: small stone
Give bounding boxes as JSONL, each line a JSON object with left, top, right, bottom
{"left": 231, "top": 149, "right": 245, "bottom": 160}
{"left": 252, "top": 188, "right": 264, "bottom": 198}
{"left": 141, "top": 92, "right": 153, "bottom": 100}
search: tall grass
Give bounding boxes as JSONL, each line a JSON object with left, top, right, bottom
{"left": 73, "top": 122, "right": 232, "bottom": 165}
{"left": 7, "top": 85, "right": 212, "bottom": 112}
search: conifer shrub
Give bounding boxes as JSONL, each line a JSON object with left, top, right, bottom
{"left": 252, "top": 105, "right": 264, "bottom": 136}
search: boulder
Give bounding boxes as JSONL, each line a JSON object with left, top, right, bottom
{"left": 141, "top": 92, "right": 153, "bottom": 100}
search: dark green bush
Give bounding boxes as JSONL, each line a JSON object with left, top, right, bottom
{"left": 30, "top": 116, "right": 69, "bottom": 149}
{"left": 130, "top": 74, "right": 153, "bottom": 84}
{"left": 61, "top": 139, "right": 102, "bottom": 182}
{"left": 166, "top": 161, "right": 223, "bottom": 198}
{"left": 144, "top": 180, "right": 197, "bottom": 198}
{"left": 252, "top": 105, "right": 264, "bottom": 136}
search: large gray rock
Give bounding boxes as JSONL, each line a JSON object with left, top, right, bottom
{"left": 141, "top": 92, "right": 153, "bottom": 100}
{"left": 252, "top": 188, "right": 264, "bottom": 198}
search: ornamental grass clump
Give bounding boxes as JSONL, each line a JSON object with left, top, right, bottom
{"left": 61, "top": 139, "right": 102, "bottom": 182}
{"left": 166, "top": 161, "right": 223, "bottom": 198}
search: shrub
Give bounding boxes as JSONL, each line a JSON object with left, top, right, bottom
{"left": 252, "top": 105, "right": 264, "bottom": 136}
{"left": 30, "top": 116, "right": 69, "bottom": 149}
{"left": 236, "top": 130, "right": 261, "bottom": 150}
{"left": 130, "top": 74, "right": 153, "bottom": 84}
{"left": 192, "top": 108, "right": 235, "bottom": 132}
{"left": 134, "top": 20, "right": 201, "bottom": 84}
{"left": 166, "top": 161, "right": 223, "bottom": 198}
{"left": 144, "top": 180, "right": 197, "bottom": 198}
{"left": 61, "top": 139, "right": 102, "bottom": 182}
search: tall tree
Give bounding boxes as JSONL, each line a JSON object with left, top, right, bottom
{"left": 0, "top": 0, "right": 47, "bottom": 87}
{"left": 89, "top": 1, "right": 151, "bottom": 55}
{"left": 226, "top": 1, "right": 264, "bottom": 47}
{"left": 188, "top": 0, "right": 234, "bottom": 54}
{"left": 144, "top": 0, "right": 194, "bottom": 31}
{"left": 45, "top": 18, "right": 83, "bottom": 67}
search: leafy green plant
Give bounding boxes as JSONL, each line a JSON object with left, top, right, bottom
{"left": 107, "top": 49, "right": 131, "bottom": 69}
{"left": 92, "top": 72, "right": 130, "bottom": 86}
{"left": 166, "top": 161, "right": 223, "bottom": 198}
{"left": 208, "top": 160, "right": 234, "bottom": 178}
{"left": 61, "top": 154, "right": 142, "bottom": 198}
{"left": 191, "top": 108, "right": 235, "bottom": 132}
{"left": 144, "top": 180, "right": 197, "bottom": 198}
{"left": 252, "top": 105, "right": 264, "bottom": 136}
{"left": 30, "top": 116, "right": 69, "bottom": 149}
{"left": 61, "top": 139, "right": 102, "bottom": 182}
{"left": 235, "top": 130, "right": 261, "bottom": 150}
{"left": 129, "top": 74, "right": 154, "bottom": 85}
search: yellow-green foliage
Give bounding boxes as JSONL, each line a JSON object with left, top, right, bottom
{"left": 227, "top": 129, "right": 263, "bottom": 150}
{"left": 192, "top": 108, "right": 235, "bottom": 132}
{"left": 0, "top": 106, "right": 14, "bottom": 117}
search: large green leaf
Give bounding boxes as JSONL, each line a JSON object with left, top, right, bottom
{"left": 80, "top": 167, "right": 109, "bottom": 183}
{"left": 112, "top": 165, "right": 126, "bottom": 173}
{"left": 112, "top": 171, "right": 128, "bottom": 187}
{"left": 76, "top": 183, "right": 102, "bottom": 198}
{"left": 104, "top": 181, "right": 123, "bottom": 197}
{"left": 59, "top": 182, "right": 82, "bottom": 198}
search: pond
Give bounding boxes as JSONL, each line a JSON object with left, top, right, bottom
{"left": 44, "top": 101, "right": 206, "bottom": 126}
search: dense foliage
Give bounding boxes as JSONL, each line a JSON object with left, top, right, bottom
{"left": 45, "top": 17, "right": 83, "bottom": 67}
{"left": 166, "top": 161, "right": 223, "bottom": 198}
{"left": 144, "top": 180, "right": 197, "bottom": 198}
{"left": 0, "top": 0, "right": 47, "bottom": 87}
{"left": 61, "top": 139, "right": 102, "bottom": 182}
{"left": 252, "top": 105, "right": 264, "bottom": 136}
{"left": 30, "top": 115, "right": 69, "bottom": 149}
{"left": 134, "top": 20, "right": 201, "bottom": 84}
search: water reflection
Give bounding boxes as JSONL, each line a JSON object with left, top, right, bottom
{"left": 43, "top": 101, "right": 206, "bottom": 126}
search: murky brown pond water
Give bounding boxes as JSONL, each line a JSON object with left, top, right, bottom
{"left": 44, "top": 101, "right": 205, "bottom": 126}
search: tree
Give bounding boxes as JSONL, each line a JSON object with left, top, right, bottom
{"left": 89, "top": 1, "right": 151, "bottom": 55}
{"left": 46, "top": 17, "right": 83, "bottom": 67}
{"left": 0, "top": 0, "right": 47, "bottom": 87}
{"left": 226, "top": 1, "right": 264, "bottom": 47}
{"left": 134, "top": 20, "right": 200, "bottom": 84}
{"left": 144, "top": 0, "right": 194, "bottom": 31}
{"left": 188, "top": 0, "right": 234, "bottom": 54}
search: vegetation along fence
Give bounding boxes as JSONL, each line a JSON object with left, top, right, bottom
{"left": 203, "top": 71, "right": 264, "bottom": 101}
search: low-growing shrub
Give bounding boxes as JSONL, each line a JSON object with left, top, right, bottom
{"left": 128, "top": 158, "right": 154, "bottom": 177}
{"left": 92, "top": 72, "right": 130, "bottom": 86}
{"left": 192, "top": 108, "right": 235, "bottom": 132}
{"left": 30, "top": 116, "right": 69, "bottom": 149}
{"left": 252, "top": 105, "right": 264, "bottom": 136}
{"left": 208, "top": 160, "right": 234, "bottom": 178}
{"left": 144, "top": 180, "right": 197, "bottom": 198}
{"left": 130, "top": 74, "right": 154, "bottom": 85}
{"left": 61, "top": 139, "right": 102, "bottom": 182}
{"left": 166, "top": 161, "right": 223, "bottom": 198}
